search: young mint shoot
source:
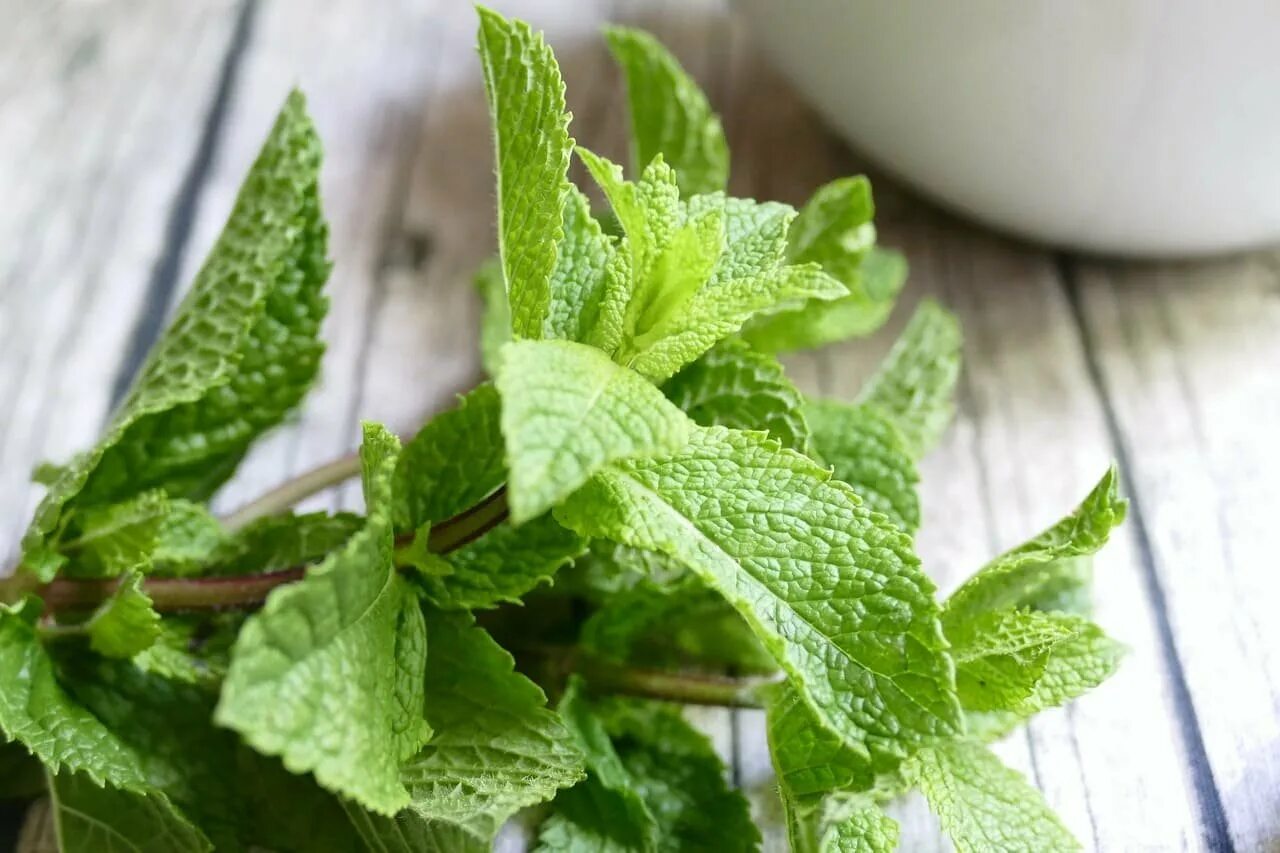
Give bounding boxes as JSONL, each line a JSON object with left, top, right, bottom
{"left": 0, "top": 7, "right": 1126, "bottom": 851}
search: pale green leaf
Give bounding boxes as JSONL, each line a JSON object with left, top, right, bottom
{"left": 948, "top": 609, "right": 1081, "bottom": 712}
{"left": 395, "top": 383, "right": 505, "bottom": 531}
{"left": 49, "top": 772, "right": 211, "bottom": 853}
{"left": 625, "top": 205, "right": 724, "bottom": 346}
{"left": 627, "top": 263, "right": 847, "bottom": 382}
{"left": 496, "top": 339, "right": 692, "bottom": 523}
{"left": 395, "top": 612, "right": 584, "bottom": 845}
{"left": 814, "top": 799, "right": 896, "bottom": 850}
{"left": 0, "top": 600, "right": 148, "bottom": 790}
{"left": 685, "top": 194, "right": 794, "bottom": 288}
{"left": 904, "top": 739, "right": 1080, "bottom": 853}
{"left": 546, "top": 185, "right": 629, "bottom": 355}
{"left": 557, "top": 426, "right": 960, "bottom": 767}
{"left": 944, "top": 466, "right": 1126, "bottom": 624}
{"left": 788, "top": 177, "right": 876, "bottom": 281}
{"left": 605, "top": 26, "right": 729, "bottom": 196}
{"left": 410, "top": 514, "right": 585, "bottom": 609}
{"left": 578, "top": 149, "right": 680, "bottom": 295}
{"left": 477, "top": 7, "right": 573, "bottom": 339}
{"left": 24, "top": 91, "right": 329, "bottom": 568}
{"left": 856, "top": 299, "right": 962, "bottom": 457}
{"left": 215, "top": 424, "right": 429, "bottom": 815}
{"left": 663, "top": 337, "right": 809, "bottom": 452}
{"left": 805, "top": 400, "right": 920, "bottom": 532}
{"left": 966, "top": 620, "right": 1125, "bottom": 741}
{"left": 86, "top": 572, "right": 160, "bottom": 659}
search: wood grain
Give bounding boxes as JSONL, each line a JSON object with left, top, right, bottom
{"left": 0, "top": 0, "right": 243, "bottom": 558}
{"left": 1074, "top": 255, "right": 1280, "bottom": 852}
{"left": 2, "top": 0, "right": 1277, "bottom": 850}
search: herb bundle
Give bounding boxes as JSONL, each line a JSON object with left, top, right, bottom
{"left": 0, "top": 8, "right": 1127, "bottom": 851}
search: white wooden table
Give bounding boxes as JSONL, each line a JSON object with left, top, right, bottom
{"left": 3, "top": 2, "right": 1278, "bottom": 850}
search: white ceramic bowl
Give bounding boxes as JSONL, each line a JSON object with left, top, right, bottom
{"left": 735, "top": 0, "right": 1280, "bottom": 257}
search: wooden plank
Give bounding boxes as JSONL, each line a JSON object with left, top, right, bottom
{"left": 1074, "top": 254, "right": 1280, "bottom": 852}
{"left": 0, "top": 0, "right": 244, "bottom": 559}
{"left": 175, "top": 0, "right": 460, "bottom": 517}
{"left": 807, "top": 209, "right": 1211, "bottom": 850}
{"left": 715, "top": 28, "right": 1211, "bottom": 843}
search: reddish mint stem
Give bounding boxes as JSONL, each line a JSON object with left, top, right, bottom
{"left": 36, "top": 487, "right": 510, "bottom": 615}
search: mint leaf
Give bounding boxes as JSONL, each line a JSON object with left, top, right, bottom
{"left": 625, "top": 204, "right": 725, "bottom": 351}
{"left": 475, "top": 259, "right": 512, "bottom": 376}
{"left": 149, "top": 501, "right": 224, "bottom": 576}
{"left": 966, "top": 619, "right": 1125, "bottom": 741}
{"left": 25, "top": 91, "right": 328, "bottom": 567}
{"left": 216, "top": 423, "right": 429, "bottom": 815}
{"left": 410, "top": 514, "right": 585, "bottom": 609}
{"left": 57, "top": 493, "right": 223, "bottom": 580}
{"left": 578, "top": 149, "right": 680, "bottom": 300}
{"left": 63, "top": 492, "right": 169, "bottom": 578}
{"left": 557, "top": 426, "right": 960, "bottom": 767}
{"left": 762, "top": 683, "right": 872, "bottom": 804}
{"left": 131, "top": 616, "right": 238, "bottom": 687}
{"left": 596, "top": 697, "right": 759, "bottom": 851}
{"left": 663, "top": 337, "right": 809, "bottom": 452}
{"left": 944, "top": 466, "right": 1126, "bottom": 623}
{"left": 477, "top": 7, "right": 572, "bottom": 339}
{"left": 819, "top": 796, "right": 899, "bottom": 853}
{"left": 604, "top": 26, "right": 729, "bottom": 196}
{"left": 395, "top": 383, "right": 505, "bottom": 531}
{"left": 788, "top": 177, "right": 876, "bottom": 280}
{"left": 581, "top": 576, "right": 773, "bottom": 674}
{"left": 743, "top": 178, "right": 903, "bottom": 353}
{"left": 856, "top": 300, "right": 962, "bottom": 457}
{"left": 343, "top": 806, "right": 488, "bottom": 853}
{"left": 60, "top": 654, "right": 365, "bottom": 851}
{"left": 628, "top": 263, "right": 847, "bottom": 382}
{"left": 0, "top": 600, "right": 147, "bottom": 790}
{"left": 685, "top": 194, "right": 793, "bottom": 289}
{"left": 48, "top": 771, "right": 211, "bottom": 853}
{"left": 948, "top": 609, "right": 1081, "bottom": 712}
{"left": 904, "top": 739, "right": 1079, "bottom": 852}
{"left": 496, "top": 339, "right": 692, "bottom": 523}
{"left": 85, "top": 572, "right": 160, "bottom": 659}
{"left": 392, "top": 612, "right": 584, "bottom": 845}
{"left": 538, "top": 677, "right": 659, "bottom": 852}
{"left": 804, "top": 400, "right": 920, "bottom": 532}
{"left": 205, "top": 511, "right": 361, "bottom": 576}
{"left": 546, "top": 185, "right": 629, "bottom": 355}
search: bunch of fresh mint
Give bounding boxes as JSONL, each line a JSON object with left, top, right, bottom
{"left": 0, "top": 8, "right": 1127, "bottom": 852}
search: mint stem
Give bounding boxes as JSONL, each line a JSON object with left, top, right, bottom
{"left": 221, "top": 451, "right": 363, "bottom": 531}
{"left": 576, "top": 655, "right": 775, "bottom": 708}
{"left": 35, "top": 488, "right": 511, "bottom": 614}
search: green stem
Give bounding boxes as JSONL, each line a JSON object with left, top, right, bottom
{"left": 576, "top": 655, "right": 775, "bottom": 708}
{"left": 220, "top": 451, "right": 363, "bottom": 531}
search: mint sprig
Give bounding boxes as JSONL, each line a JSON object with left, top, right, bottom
{"left": 0, "top": 8, "right": 1128, "bottom": 851}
